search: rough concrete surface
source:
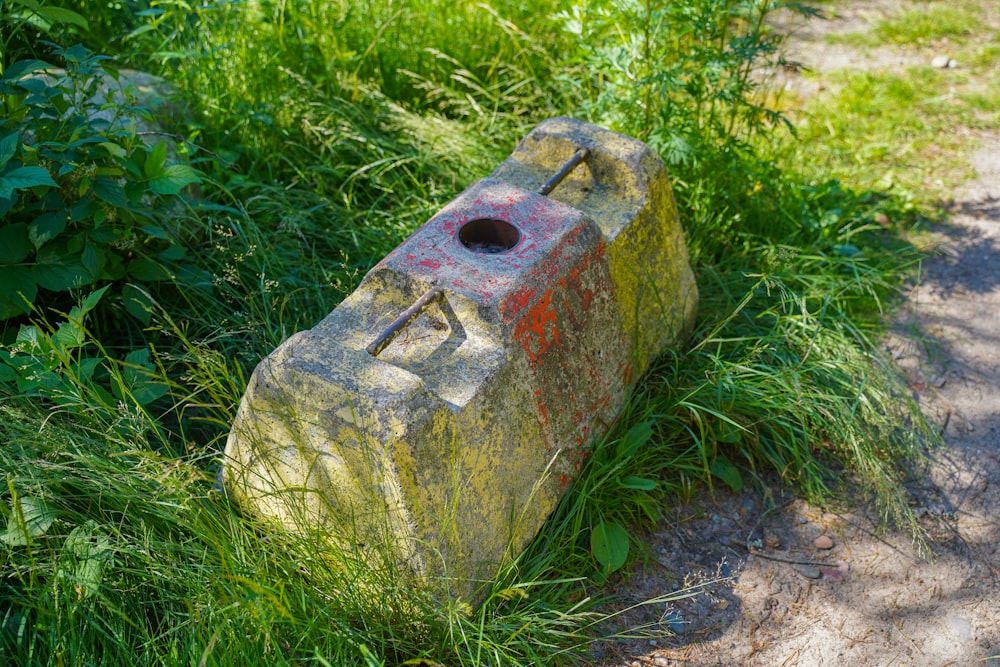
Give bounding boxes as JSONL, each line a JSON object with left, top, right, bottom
{"left": 600, "top": 2, "right": 1000, "bottom": 665}
{"left": 223, "top": 118, "right": 698, "bottom": 602}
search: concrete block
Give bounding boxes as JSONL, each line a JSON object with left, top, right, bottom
{"left": 222, "top": 117, "right": 697, "bottom": 600}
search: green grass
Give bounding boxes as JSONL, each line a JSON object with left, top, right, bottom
{"left": 873, "top": 2, "right": 982, "bottom": 46}
{"left": 0, "top": 397, "right": 610, "bottom": 666}
{"left": 782, "top": 68, "right": 976, "bottom": 201}
{"left": 788, "top": 0, "right": 1000, "bottom": 203}
{"left": 3, "top": 0, "right": 985, "bottom": 662}
{"left": 828, "top": 0, "right": 984, "bottom": 48}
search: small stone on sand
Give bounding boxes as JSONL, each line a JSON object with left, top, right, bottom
{"left": 793, "top": 564, "right": 822, "bottom": 579}
{"left": 814, "top": 535, "right": 834, "bottom": 550}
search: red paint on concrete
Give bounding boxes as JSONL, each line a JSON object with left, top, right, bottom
{"left": 513, "top": 289, "right": 560, "bottom": 364}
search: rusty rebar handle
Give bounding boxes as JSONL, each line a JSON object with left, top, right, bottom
{"left": 537, "top": 148, "right": 590, "bottom": 196}
{"left": 366, "top": 287, "right": 444, "bottom": 356}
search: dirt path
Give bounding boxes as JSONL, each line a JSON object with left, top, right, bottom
{"left": 599, "top": 3, "right": 1000, "bottom": 665}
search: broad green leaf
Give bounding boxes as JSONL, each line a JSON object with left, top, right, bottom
{"left": 79, "top": 285, "right": 110, "bottom": 313}
{"left": 0, "top": 265, "right": 37, "bottom": 318}
{"left": 0, "top": 223, "right": 32, "bottom": 264}
{"left": 140, "top": 225, "right": 172, "bottom": 240}
{"left": 3, "top": 166, "right": 57, "bottom": 190}
{"left": 122, "top": 283, "right": 154, "bottom": 325}
{"left": 0, "top": 350, "right": 17, "bottom": 382}
{"left": 621, "top": 420, "right": 654, "bottom": 457}
{"left": 64, "top": 521, "right": 112, "bottom": 598}
{"left": 100, "top": 142, "right": 126, "bottom": 159}
{"left": 618, "top": 475, "right": 658, "bottom": 491}
{"left": 127, "top": 256, "right": 170, "bottom": 281}
{"left": 55, "top": 285, "right": 110, "bottom": 347}
{"left": 81, "top": 243, "right": 105, "bottom": 277}
{"left": 0, "top": 132, "right": 18, "bottom": 171}
{"left": 71, "top": 199, "right": 97, "bottom": 222}
{"left": 93, "top": 177, "right": 128, "bottom": 208}
{"left": 53, "top": 319, "right": 85, "bottom": 349}
{"left": 60, "top": 44, "right": 92, "bottom": 65}
{"left": 3, "top": 495, "right": 56, "bottom": 546}
{"left": 66, "top": 232, "right": 85, "bottom": 254}
{"left": 710, "top": 456, "right": 744, "bottom": 492}
{"left": 28, "top": 211, "right": 67, "bottom": 249}
{"left": 69, "top": 357, "right": 103, "bottom": 384}
{"left": 157, "top": 244, "right": 187, "bottom": 261}
{"left": 35, "top": 254, "right": 93, "bottom": 292}
{"left": 16, "top": 76, "right": 49, "bottom": 94}
{"left": 591, "top": 520, "right": 629, "bottom": 573}
{"left": 36, "top": 7, "right": 89, "bottom": 30}
{"left": 125, "top": 180, "right": 147, "bottom": 205}
{"left": 15, "top": 324, "right": 44, "bottom": 350}
{"left": 149, "top": 164, "right": 200, "bottom": 195}
{"left": 124, "top": 361, "right": 169, "bottom": 406}
{"left": 3, "top": 59, "right": 50, "bottom": 83}
{"left": 124, "top": 348, "right": 151, "bottom": 367}
{"left": 144, "top": 141, "right": 167, "bottom": 179}
{"left": 89, "top": 227, "right": 117, "bottom": 244}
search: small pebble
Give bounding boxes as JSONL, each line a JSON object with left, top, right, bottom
{"left": 798, "top": 516, "right": 808, "bottom": 524}
{"left": 793, "top": 564, "right": 822, "bottom": 579}
{"left": 663, "top": 610, "right": 685, "bottom": 634}
{"left": 814, "top": 535, "right": 834, "bottom": 550}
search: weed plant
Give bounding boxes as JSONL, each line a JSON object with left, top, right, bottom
{"left": 0, "top": 0, "right": 950, "bottom": 663}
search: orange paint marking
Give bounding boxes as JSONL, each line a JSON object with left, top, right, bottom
{"left": 513, "top": 289, "right": 560, "bottom": 364}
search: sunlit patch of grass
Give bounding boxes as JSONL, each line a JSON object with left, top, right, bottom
{"left": 873, "top": 2, "right": 983, "bottom": 46}
{"left": 781, "top": 68, "right": 978, "bottom": 202}
{"left": 824, "top": 0, "right": 985, "bottom": 49}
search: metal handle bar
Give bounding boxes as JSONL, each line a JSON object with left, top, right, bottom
{"left": 366, "top": 287, "right": 444, "bottom": 356}
{"left": 537, "top": 148, "right": 590, "bottom": 196}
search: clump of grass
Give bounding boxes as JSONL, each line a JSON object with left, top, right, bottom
{"left": 873, "top": 2, "right": 982, "bottom": 47}
{"left": 0, "top": 365, "right": 617, "bottom": 666}
{"left": 827, "top": 0, "right": 984, "bottom": 49}
{"left": 781, "top": 68, "right": 976, "bottom": 203}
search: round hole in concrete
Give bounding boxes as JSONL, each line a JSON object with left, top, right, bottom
{"left": 458, "top": 218, "right": 521, "bottom": 254}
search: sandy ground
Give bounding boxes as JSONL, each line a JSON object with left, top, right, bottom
{"left": 598, "top": 2, "right": 1000, "bottom": 665}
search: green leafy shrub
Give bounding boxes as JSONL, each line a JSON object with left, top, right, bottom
{"left": 0, "top": 43, "right": 200, "bottom": 332}
{"left": 0, "top": 286, "right": 169, "bottom": 417}
{"left": 0, "top": 0, "right": 91, "bottom": 70}
{"left": 561, "top": 0, "right": 807, "bottom": 165}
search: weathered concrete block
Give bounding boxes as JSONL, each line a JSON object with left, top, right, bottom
{"left": 222, "top": 117, "right": 697, "bottom": 600}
